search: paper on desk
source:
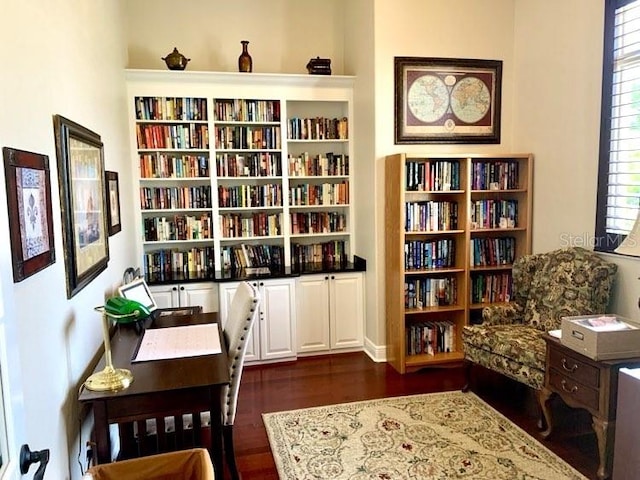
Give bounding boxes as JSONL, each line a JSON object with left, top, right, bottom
{"left": 133, "top": 323, "right": 221, "bottom": 362}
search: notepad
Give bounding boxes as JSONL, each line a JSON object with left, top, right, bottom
{"left": 133, "top": 323, "right": 222, "bottom": 362}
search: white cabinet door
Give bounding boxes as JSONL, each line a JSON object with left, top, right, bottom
{"left": 150, "top": 282, "right": 217, "bottom": 312}
{"left": 296, "top": 275, "right": 331, "bottom": 353}
{"left": 218, "top": 282, "right": 260, "bottom": 363}
{"left": 252, "top": 279, "right": 296, "bottom": 361}
{"left": 149, "top": 284, "right": 179, "bottom": 309}
{"left": 179, "top": 282, "right": 218, "bottom": 312}
{"left": 330, "top": 272, "right": 364, "bottom": 350}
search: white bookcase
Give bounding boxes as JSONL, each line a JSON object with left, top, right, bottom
{"left": 125, "top": 70, "right": 355, "bottom": 279}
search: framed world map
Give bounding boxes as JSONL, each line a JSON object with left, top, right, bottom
{"left": 394, "top": 57, "right": 502, "bottom": 144}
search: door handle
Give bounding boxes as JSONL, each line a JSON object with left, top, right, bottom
{"left": 20, "top": 444, "right": 50, "bottom": 480}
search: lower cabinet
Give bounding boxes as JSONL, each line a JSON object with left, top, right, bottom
{"left": 296, "top": 272, "right": 364, "bottom": 354}
{"left": 218, "top": 278, "right": 297, "bottom": 364}
{"left": 149, "top": 282, "right": 218, "bottom": 313}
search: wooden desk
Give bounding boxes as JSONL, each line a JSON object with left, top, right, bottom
{"left": 539, "top": 334, "right": 640, "bottom": 480}
{"left": 79, "top": 312, "right": 229, "bottom": 478}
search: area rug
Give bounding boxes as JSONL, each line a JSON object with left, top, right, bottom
{"left": 262, "top": 391, "right": 587, "bottom": 480}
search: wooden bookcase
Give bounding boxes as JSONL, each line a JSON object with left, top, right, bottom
{"left": 385, "top": 153, "right": 533, "bottom": 373}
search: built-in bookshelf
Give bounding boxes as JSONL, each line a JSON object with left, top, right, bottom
{"left": 385, "top": 153, "right": 533, "bottom": 373}
{"left": 126, "top": 71, "right": 355, "bottom": 279}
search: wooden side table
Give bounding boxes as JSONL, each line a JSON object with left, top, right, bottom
{"left": 539, "top": 334, "right": 640, "bottom": 480}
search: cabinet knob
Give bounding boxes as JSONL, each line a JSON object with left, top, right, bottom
{"left": 172, "top": 287, "right": 178, "bottom": 291}
{"left": 331, "top": 275, "right": 335, "bottom": 280}
{"left": 260, "top": 282, "right": 264, "bottom": 286}
{"left": 180, "top": 286, "right": 185, "bottom": 291}
{"left": 325, "top": 276, "right": 329, "bottom": 280}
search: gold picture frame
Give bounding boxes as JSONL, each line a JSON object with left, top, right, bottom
{"left": 394, "top": 57, "right": 502, "bottom": 144}
{"left": 53, "top": 115, "right": 110, "bottom": 298}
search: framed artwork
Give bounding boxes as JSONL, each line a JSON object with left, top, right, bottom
{"left": 105, "top": 171, "right": 121, "bottom": 235}
{"left": 394, "top": 57, "right": 502, "bottom": 144}
{"left": 53, "top": 115, "right": 109, "bottom": 298}
{"left": 2, "top": 147, "right": 56, "bottom": 282}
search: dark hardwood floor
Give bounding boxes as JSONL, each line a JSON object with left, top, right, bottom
{"left": 231, "top": 352, "right": 598, "bottom": 479}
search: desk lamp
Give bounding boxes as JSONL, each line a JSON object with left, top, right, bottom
{"left": 614, "top": 210, "right": 640, "bottom": 257}
{"left": 83, "top": 299, "right": 149, "bottom": 392}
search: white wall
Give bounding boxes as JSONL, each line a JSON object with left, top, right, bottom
{"left": 125, "top": 0, "right": 345, "bottom": 74}
{"left": 0, "top": 2, "right": 135, "bottom": 479}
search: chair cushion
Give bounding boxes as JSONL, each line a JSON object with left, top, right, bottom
{"left": 462, "top": 324, "right": 546, "bottom": 370}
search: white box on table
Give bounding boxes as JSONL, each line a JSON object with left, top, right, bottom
{"left": 560, "top": 314, "right": 640, "bottom": 361}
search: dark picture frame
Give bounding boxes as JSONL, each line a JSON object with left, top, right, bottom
{"left": 105, "top": 170, "right": 121, "bottom": 235}
{"left": 394, "top": 57, "right": 502, "bottom": 144}
{"left": 53, "top": 115, "right": 109, "bottom": 298}
{"left": 2, "top": 147, "right": 56, "bottom": 282}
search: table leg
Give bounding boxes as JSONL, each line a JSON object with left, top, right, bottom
{"left": 93, "top": 402, "right": 111, "bottom": 464}
{"left": 537, "top": 387, "right": 554, "bottom": 438}
{"left": 210, "top": 387, "right": 224, "bottom": 478}
{"left": 592, "top": 416, "right": 615, "bottom": 480}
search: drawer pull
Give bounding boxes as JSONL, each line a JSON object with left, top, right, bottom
{"left": 561, "top": 358, "right": 578, "bottom": 373}
{"left": 560, "top": 379, "right": 578, "bottom": 394}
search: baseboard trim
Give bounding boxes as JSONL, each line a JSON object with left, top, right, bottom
{"left": 363, "top": 337, "right": 386, "bottom": 362}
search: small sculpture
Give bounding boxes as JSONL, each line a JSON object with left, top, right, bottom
{"left": 238, "top": 40, "right": 253, "bottom": 73}
{"left": 162, "top": 48, "right": 190, "bottom": 71}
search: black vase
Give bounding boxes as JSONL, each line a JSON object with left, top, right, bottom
{"left": 238, "top": 40, "right": 253, "bottom": 73}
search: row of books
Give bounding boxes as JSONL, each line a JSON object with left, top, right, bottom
{"left": 139, "top": 154, "right": 209, "bottom": 179}
{"left": 470, "top": 237, "right": 516, "bottom": 267}
{"left": 215, "top": 152, "right": 282, "bottom": 177}
{"left": 406, "top": 160, "right": 461, "bottom": 191}
{"left": 291, "top": 240, "right": 347, "bottom": 268}
{"left": 471, "top": 160, "right": 520, "bottom": 190}
{"left": 220, "top": 243, "right": 284, "bottom": 271}
{"left": 406, "top": 322, "right": 457, "bottom": 355}
{"left": 288, "top": 152, "right": 349, "bottom": 177}
{"left": 214, "top": 99, "right": 280, "bottom": 123}
{"left": 290, "top": 212, "right": 347, "bottom": 235}
{"left": 287, "top": 117, "right": 348, "bottom": 140}
{"left": 143, "top": 215, "right": 212, "bottom": 242}
{"left": 140, "top": 186, "right": 212, "bottom": 210}
{"left": 214, "top": 125, "right": 281, "bottom": 150}
{"left": 405, "top": 201, "right": 459, "bottom": 232}
{"left": 289, "top": 181, "right": 349, "bottom": 206}
{"left": 136, "top": 124, "right": 209, "bottom": 150}
{"left": 405, "top": 277, "right": 458, "bottom": 308}
{"left": 219, "top": 212, "right": 282, "bottom": 238}
{"left": 470, "top": 199, "right": 518, "bottom": 229}
{"left": 143, "top": 247, "right": 215, "bottom": 276}
{"left": 135, "top": 96, "right": 207, "bottom": 121}
{"left": 470, "top": 272, "right": 512, "bottom": 303}
{"left": 218, "top": 184, "right": 282, "bottom": 208}
{"left": 404, "top": 238, "right": 456, "bottom": 270}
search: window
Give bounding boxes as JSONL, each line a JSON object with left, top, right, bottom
{"left": 596, "top": 0, "right": 640, "bottom": 252}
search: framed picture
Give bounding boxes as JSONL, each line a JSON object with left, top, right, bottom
{"left": 53, "top": 115, "right": 109, "bottom": 298}
{"left": 105, "top": 170, "right": 121, "bottom": 235}
{"left": 2, "top": 147, "right": 56, "bottom": 282}
{"left": 394, "top": 57, "right": 502, "bottom": 144}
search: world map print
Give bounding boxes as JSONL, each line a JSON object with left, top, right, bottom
{"left": 450, "top": 77, "right": 491, "bottom": 124}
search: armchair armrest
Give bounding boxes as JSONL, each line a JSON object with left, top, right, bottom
{"left": 481, "top": 303, "right": 524, "bottom": 326}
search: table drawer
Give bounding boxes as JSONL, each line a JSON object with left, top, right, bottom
{"left": 549, "top": 347, "right": 599, "bottom": 388}
{"left": 548, "top": 369, "right": 599, "bottom": 411}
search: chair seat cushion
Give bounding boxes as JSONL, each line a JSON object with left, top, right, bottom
{"left": 462, "top": 324, "right": 546, "bottom": 370}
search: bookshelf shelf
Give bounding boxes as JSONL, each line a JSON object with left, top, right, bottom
{"left": 385, "top": 153, "right": 533, "bottom": 373}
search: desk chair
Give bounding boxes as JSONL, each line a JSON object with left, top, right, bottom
{"left": 220, "top": 281, "right": 260, "bottom": 480}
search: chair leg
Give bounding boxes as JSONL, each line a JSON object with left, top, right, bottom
{"left": 462, "top": 359, "right": 473, "bottom": 392}
{"left": 223, "top": 424, "right": 240, "bottom": 480}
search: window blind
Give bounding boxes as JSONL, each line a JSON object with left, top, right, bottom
{"left": 606, "top": 0, "right": 640, "bottom": 235}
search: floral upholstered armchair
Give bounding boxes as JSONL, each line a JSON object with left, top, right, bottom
{"left": 461, "top": 247, "right": 617, "bottom": 392}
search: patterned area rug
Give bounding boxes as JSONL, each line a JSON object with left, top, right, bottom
{"left": 262, "top": 391, "right": 587, "bottom": 480}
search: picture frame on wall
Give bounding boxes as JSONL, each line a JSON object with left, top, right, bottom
{"left": 394, "top": 57, "right": 502, "bottom": 144}
{"left": 2, "top": 147, "right": 56, "bottom": 282}
{"left": 105, "top": 170, "right": 121, "bottom": 236}
{"left": 53, "top": 115, "right": 109, "bottom": 298}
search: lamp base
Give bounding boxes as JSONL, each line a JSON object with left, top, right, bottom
{"left": 83, "top": 365, "right": 133, "bottom": 392}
